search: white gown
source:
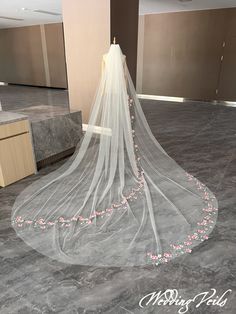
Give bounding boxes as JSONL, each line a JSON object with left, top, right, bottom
{"left": 11, "top": 44, "right": 218, "bottom": 266}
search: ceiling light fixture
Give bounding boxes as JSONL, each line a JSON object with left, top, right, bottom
{"left": 0, "top": 16, "right": 24, "bottom": 21}
{"left": 178, "top": 0, "right": 192, "bottom": 2}
{"left": 33, "top": 10, "right": 61, "bottom": 16}
{"left": 21, "top": 8, "right": 61, "bottom": 16}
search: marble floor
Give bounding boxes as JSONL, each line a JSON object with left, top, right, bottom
{"left": 0, "top": 85, "right": 69, "bottom": 122}
{"left": 0, "top": 85, "right": 82, "bottom": 164}
{"left": 0, "top": 98, "right": 236, "bottom": 314}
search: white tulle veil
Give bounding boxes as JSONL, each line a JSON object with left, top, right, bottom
{"left": 11, "top": 44, "right": 218, "bottom": 266}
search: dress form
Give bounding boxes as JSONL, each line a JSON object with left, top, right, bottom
{"left": 102, "top": 37, "right": 126, "bottom": 72}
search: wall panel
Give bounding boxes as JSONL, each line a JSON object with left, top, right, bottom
{"left": 0, "top": 26, "right": 46, "bottom": 86}
{"left": 45, "top": 23, "right": 67, "bottom": 88}
{"left": 218, "top": 8, "right": 236, "bottom": 101}
{"left": 0, "top": 23, "right": 67, "bottom": 88}
{"left": 140, "top": 9, "right": 230, "bottom": 100}
{"left": 110, "top": 0, "right": 139, "bottom": 84}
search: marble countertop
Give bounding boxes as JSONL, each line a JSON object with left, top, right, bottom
{"left": 0, "top": 111, "right": 28, "bottom": 125}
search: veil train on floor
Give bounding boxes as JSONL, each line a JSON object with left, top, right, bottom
{"left": 11, "top": 44, "right": 218, "bottom": 266}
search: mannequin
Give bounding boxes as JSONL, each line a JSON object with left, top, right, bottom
{"left": 102, "top": 37, "right": 126, "bottom": 73}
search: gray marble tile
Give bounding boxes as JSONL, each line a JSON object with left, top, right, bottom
{"left": 0, "top": 85, "right": 69, "bottom": 112}
{"left": 0, "top": 111, "right": 28, "bottom": 125}
{"left": 12, "top": 105, "right": 70, "bottom": 123}
{"left": 0, "top": 100, "right": 235, "bottom": 314}
{"left": 0, "top": 85, "right": 69, "bottom": 124}
{"left": 30, "top": 111, "right": 82, "bottom": 162}
{"left": 0, "top": 85, "right": 82, "bottom": 163}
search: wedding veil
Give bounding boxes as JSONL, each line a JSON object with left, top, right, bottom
{"left": 11, "top": 44, "right": 218, "bottom": 266}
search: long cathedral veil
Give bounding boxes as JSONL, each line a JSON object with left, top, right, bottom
{"left": 11, "top": 44, "right": 218, "bottom": 266}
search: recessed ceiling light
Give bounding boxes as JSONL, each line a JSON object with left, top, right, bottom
{"left": 21, "top": 7, "right": 31, "bottom": 11}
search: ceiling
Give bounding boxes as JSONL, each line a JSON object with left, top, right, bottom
{"left": 139, "top": 0, "right": 236, "bottom": 15}
{"left": 0, "top": 0, "right": 236, "bottom": 28}
{"left": 0, "top": 0, "right": 62, "bottom": 29}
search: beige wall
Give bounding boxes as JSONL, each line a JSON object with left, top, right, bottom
{"left": 0, "top": 25, "right": 46, "bottom": 86}
{"left": 44, "top": 23, "right": 67, "bottom": 88}
{"left": 0, "top": 23, "right": 67, "bottom": 88}
{"left": 138, "top": 9, "right": 232, "bottom": 100}
{"left": 62, "top": 0, "right": 110, "bottom": 123}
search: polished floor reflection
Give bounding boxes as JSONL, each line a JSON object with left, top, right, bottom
{"left": 0, "top": 99, "right": 235, "bottom": 314}
{"left": 0, "top": 85, "right": 69, "bottom": 122}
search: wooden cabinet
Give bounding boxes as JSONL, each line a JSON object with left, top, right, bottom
{"left": 0, "top": 119, "right": 36, "bottom": 187}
